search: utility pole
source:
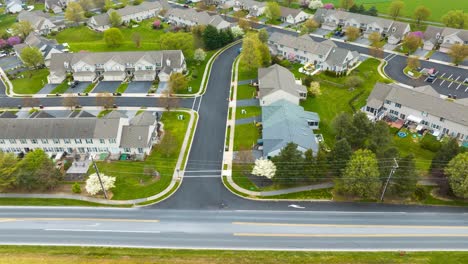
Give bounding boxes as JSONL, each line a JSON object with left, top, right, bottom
{"left": 380, "top": 158, "right": 399, "bottom": 202}
{"left": 91, "top": 156, "right": 108, "bottom": 199}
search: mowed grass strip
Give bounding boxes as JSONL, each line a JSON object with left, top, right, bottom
{"left": 1, "top": 246, "right": 468, "bottom": 263}
{"left": 11, "top": 69, "right": 49, "bottom": 94}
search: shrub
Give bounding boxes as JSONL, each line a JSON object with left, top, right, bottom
{"left": 72, "top": 182, "right": 82, "bottom": 194}
{"left": 412, "top": 186, "right": 428, "bottom": 201}
{"left": 279, "top": 59, "right": 291, "bottom": 68}
{"left": 420, "top": 135, "right": 442, "bottom": 152}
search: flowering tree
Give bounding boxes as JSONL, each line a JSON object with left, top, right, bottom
{"left": 0, "top": 39, "right": 7, "bottom": 48}
{"left": 231, "top": 26, "right": 245, "bottom": 38}
{"left": 287, "top": 52, "right": 296, "bottom": 61}
{"left": 7, "top": 36, "right": 21, "bottom": 46}
{"left": 251, "top": 158, "right": 277, "bottom": 179}
{"left": 85, "top": 173, "right": 116, "bottom": 195}
{"left": 194, "top": 48, "right": 206, "bottom": 64}
{"left": 409, "top": 31, "right": 423, "bottom": 39}
{"left": 323, "top": 3, "right": 334, "bottom": 9}
{"left": 309, "top": 0, "right": 323, "bottom": 9}
{"left": 153, "top": 19, "right": 161, "bottom": 29}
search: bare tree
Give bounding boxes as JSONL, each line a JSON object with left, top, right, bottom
{"left": 62, "top": 94, "right": 79, "bottom": 110}
{"left": 22, "top": 97, "right": 39, "bottom": 109}
{"left": 234, "top": 150, "right": 255, "bottom": 175}
{"left": 160, "top": 89, "right": 180, "bottom": 111}
{"left": 95, "top": 93, "right": 115, "bottom": 109}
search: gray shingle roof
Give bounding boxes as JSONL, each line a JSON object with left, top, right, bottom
{"left": 262, "top": 100, "right": 319, "bottom": 157}
{"left": 0, "top": 118, "right": 121, "bottom": 139}
{"left": 166, "top": 8, "right": 229, "bottom": 28}
{"left": 368, "top": 83, "right": 468, "bottom": 126}
{"left": 269, "top": 32, "right": 333, "bottom": 56}
{"left": 91, "top": 1, "right": 163, "bottom": 27}
{"left": 119, "top": 126, "right": 151, "bottom": 148}
{"left": 130, "top": 111, "right": 157, "bottom": 126}
{"left": 314, "top": 8, "right": 394, "bottom": 28}
{"left": 280, "top": 6, "right": 301, "bottom": 18}
{"left": 423, "top": 25, "right": 444, "bottom": 44}
{"left": 258, "top": 64, "right": 306, "bottom": 100}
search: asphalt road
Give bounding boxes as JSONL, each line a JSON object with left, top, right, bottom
{"left": 1, "top": 207, "right": 468, "bottom": 250}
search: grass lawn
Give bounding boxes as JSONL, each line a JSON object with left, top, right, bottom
{"left": 83, "top": 82, "right": 97, "bottom": 93}
{"left": 53, "top": 21, "right": 173, "bottom": 52}
{"left": 260, "top": 188, "right": 333, "bottom": 200}
{"left": 0, "top": 198, "right": 123, "bottom": 207}
{"left": 231, "top": 164, "right": 260, "bottom": 192}
{"left": 97, "top": 109, "right": 112, "bottom": 118}
{"left": 390, "top": 128, "right": 436, "bottom": 174}
{"left": 11, "top": 69, "right": 49, "bottom": 94}
{"left": 420, "top": 187, "right": 468, "bottom": 207}
{"left": 90, "top": 111, "right": 190, "bottom": 200}
{"left": 238, "top": 57, "right": 258, "bottom": 81}
{"left": 50, "top": 80, "right": 70, "bottom": 94}
{"left": 403, "top": 66, "right": 422, "bottom": 78}
{"left": 236, "top": 106, "right": 261, "bottom": 120}
{"left": 234, "top": 123, "right": 260, "bottom": 151}
{"left": 326, "top": 0, "right": 465, "bottom": 23}
{"left": 2, "top": 246, "right": 468, "bottom": 263}
{"left": 0, "top": 13, "right": 17, "bottom": 32}
{"left": 181, "top": 50, "right": 216, "bottom": 94}
{"left": 300, "top": 58, "right": 385, "bottom": 144}
{"left": 115, "top": 82, "right": 128, "bottom": 93}
{"left": 236, "top": 84, "right": 257, "bottom": 100}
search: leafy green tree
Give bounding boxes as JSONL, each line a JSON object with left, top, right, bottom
{"left": 194, "top": 48, "right": 206, "bottom": 64}
{"left": 345, "top": 75, "right": 363, "bottom": 88}
{"left": 337, "top": 149, "right": 381, "bottom": 199}
{"left": 16, "top": 149, "right": 62, "bottom": 191}
{"left": 72, "top": 182, "right": 82, "bottom": 194}
{"left": 120, "top": 0, "right": 128, "bottom": 7}
{"left": 104, "top": 27, "right": 124, "bottom": 47}
{"left": 133, "top": 0, "right": 143, "bottom": 5}
{"left": 357, "top": 4, "right": 366, "bottom": 14}
{"left": 161, "top": 32, "right": 194, "bottom": 58}
{"left": 0, "top": 151, "right": 19, "bottom": 191}
{"left": 78, "top": 0, "right": 94, "bottom": 11}
{"left": 388, "top": 154, "right": 418, "bottom": 198}
{"left": 303, "top": 18, "right": 319, "bottom": 33}
{"left": 414, "top": 6, "right": 431, "bottom": 25}
{"left": 348, "top": 112, "right": 372, "bottom": 149}
{"left": 406, "top": 56, "right": 420, "bottom": 70}
{"left": 329, "top": 138, "right": 352, "bottom": 177}
{"left": 345, "top": 26, "right": 360, "bottom": 41}
{"left": 403, "top": 34, "right": 422, "bottom": 54}
{"left": 11, "top": 21, "right": 33, "bottom": 39}
{"left": 432, "top": 138, "right": 460, "bottom": 170}
{"left": 132, "top": 32, "right": 141, "bottom": 48}
{"left": 20, "top": 46, "right": 44, "bottom": 69}
{"left": 257, "top": 41, "right": 271, "bottom": 66}
{"left": 104, "top": 0, "right": 113, "bottom": 11}
{"left": 109, "top": 11, "right": 122, "bottom": 27}
{"left": 368, "top": 121, "right": 392, "bottom": 152}
{"left": 258, "top": 28, "right": 269, "bottom": 43}
{"left": 168, "top": 72, "right": 188, "bottom": 93}
{"left": 447, "top": 44, "right": 468, "bottom": 64}
{"left": 241, "top": 34, "right": 261, "bottom": 71}
{"left": 445, "top": 153, "right": 468, "bottom": 198}
{"left": 441, "top": 10, "right": 468, "bottom": 29}
{"left": 202, "top": 25, "right": 220, "bottom": 50}
{"left": 271, "top": 143, "right": 306, "bottom": 186}
{"left": 265, "top": 1, "right": 281, "bottom": 22}
{"left": 332, "top": 112, "right": 353, "bottom": 141}
{"left": 367, "top": 6, "right": 378, "bottom": 16}
{"left": 94, "top": 0, "right": 106, "bottom": 10}
{"left": 65, "top": 2, "right": 85, "bottom": 24}
{"left": 368, "top": 31, "right": 381, "bottom": 47}
{"left": 340, "top": 0, "right": 354, "bottom": 10}
{"left": 388, "top": 0, "right": 404, "bottom": 19}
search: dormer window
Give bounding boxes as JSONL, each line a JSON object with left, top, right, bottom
{"left": 392, "top": 27, "right": 396, "bottom": 32}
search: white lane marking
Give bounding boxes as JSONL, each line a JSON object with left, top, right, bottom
{"left": 183, "top": 175, "right": 220, "bottom": 178}
{"left": 288, "top": 204, "right": 305, "bottom": 209}
{"left": 192, "top": 97, "right": 197, "bottom": 110}
{"left": 439, "top": 79, "right": 445, "bottom": 86}
{"left": 447, "top": 81, "right": 453, "bottom": 88}
{"left": 440, "top": 73, "right": 446, "bottom": 78}
{"left": 197, "top": 95, "right": 203, "bottom": 112}
{"left": 465, "top": 87, "right": 468, "bottom": 92}
{"left": 447, "top": 74, "right": 453, "bottom": 80}
{"left": 456, "top": 83, "right": 462, "bottom": 90}
{"left": 44, "top": 229, "right": 160, "bottom": 233}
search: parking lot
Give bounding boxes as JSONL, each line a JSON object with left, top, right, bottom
{"left": 423, "top": 70, "right": 468, "bottom": 98}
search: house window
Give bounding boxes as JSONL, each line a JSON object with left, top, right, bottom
{"left": 20, "top": 139, "right": 27, "bottom": 144}
{"left": 41, "top": 139, "right": 48, "bottom": 144}
{"left": 31, "top": 139, "right": 38, "bottom": 144}
{"left": 440, "top": 117, "right": 445, "bottom": 122}
{"left": 124, "top": 148, "right": 131, "bottom": 153}
{"left": 75, "top": 139, "right": 82, "bottom": 144}
{"left": 308, "top": 121, "right": 319, "bottom": 127}
{"left": 9, "top": 139, "right": 16, "bottom": 144}
{"left": 389, "top": 109, "right": 399, "bottom": 116}
{"left": 385, "top": 100, "right": 391, "bottom": 105}
{"left": 145, "top": 66, "right": 153, "bottom": 70}
{"left": 99, "top": 139, "right": 105, "bottom": 144}
{"left": 395, "top": 103, "right": 401, "bottom": 108}
{"left": 400, "top": 113, "right": 406, "bottom": 119}
{"left": 421, "top": 120, "right": 429, "bottom": 126}
{"left": 421, "top": 111, "right": 428, "bottom": 117}
{"left": 85, "top": 139, "right": 93, "bottom": 144}
{"left": 138, "top": 148, "right": 144, "bottom": 154}
{"left": 109, "top": 138, "right": 116, "bottom": 144}
{"left": 53, "top": 139, "right": 60, "bottom": 144}
{"left": 64, "top": 139, "right": 71, "bottom": 144}
{"left": 0, "top": 139, "right": 4, "bottom": 144}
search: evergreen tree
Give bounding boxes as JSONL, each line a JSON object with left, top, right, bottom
{"left": 271, "top": 143, "right": 305, "bottom": 186}
{"left": 388, "top": 155, "right": 418, "bottom": 198}
{"left": 367, "top": 6, "right": 378, "bottom": 16}
{"left": 348, "top": 112, "right": 372, "bottom": 149}
{"left": 202, "top": 25, "right": 220, "bottom": 50}
{"left": 432, "top": 138, "right": 460, "bottom": 170}
{"left": 330, "top": 138, "right": 352, "bottom": 177}
{"left": 332, "top": 112, "right": 354, "bottom": 141}
{"left": 349, "top": 4, "right": 359, "bottom": 13}
{"left": 357, "top": 4, "right": 366, "bottom": 14}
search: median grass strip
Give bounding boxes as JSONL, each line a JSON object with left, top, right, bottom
{"left": 0, "top": 198, "right": 127, "bottom": 207}
{"left": 91, "top": 111, "right": 190, "bottom": 200}
{"left": 260, "top": 188, "right": 333, "bottom": 200}
{"left": 83, "top": 82, "right": 97, "bottom": 93}
{"left": 115, "top": 82, "right": 128, "bottom": 93}
{"left": 50, "top": 80, "right": 70, "bottom": 94}
{"left": 3, "top": 245, "right": 468, "bottom": 263}
{"left": 11, "top": 69, "right": 49, "bottom": 94}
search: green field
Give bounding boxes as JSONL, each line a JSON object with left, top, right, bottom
{"left": 236, "top": 84, "right": 257, "bottom": 100}
{"left": 11, "top": 69, "right": 49, "bottom": 94}
{"left": 90, "top": 111, "right": 190, "bottom": 200}
{"left": 0, "top": 198, "right": 121, "bottom": 207}
{"left": 0, "top": 13, "right": 17, "bottom": 32}
{"left": 3, "top": 245, "right": 468, "bottom": 263}
{"left": 236, "top": 106, "right": 261, "bottom": 120}
{"left": 234, "top": 123, "right": 260, "bottom": 151}
{"left": 327, "top": 0, "right": 465, "bottom": 22}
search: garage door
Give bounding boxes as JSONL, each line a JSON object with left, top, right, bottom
{"left": 103, "top": 74, "right": 125, "bottom": 81}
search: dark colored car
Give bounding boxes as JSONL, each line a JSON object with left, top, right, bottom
{"left": 338, "top": 31, "right": 345, "bottom": 37}
{"left": 426, "top": 76, "right": 436, "bottom": 83}
{"left": 70, "top": 81, "right": 78, "bottom": 88}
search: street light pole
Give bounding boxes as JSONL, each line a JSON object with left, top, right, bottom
{"left": 91, "top": 156, "right": 108, "bottom": 199}
{"left": 380, "top": 158, "right": 399, "bottom": 202}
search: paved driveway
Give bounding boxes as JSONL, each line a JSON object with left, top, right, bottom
{"left": 93, "top": 81, "right": 120, "bottom": 93}
{"left": 38, "top": 84, "right": 58, "bottom": 94}
{"left": 65, "top": 81, "right": 90, "bottom": 94}
{"left": 0, "top": 56, "right": 23, "bottom": 71}
{"left": 431, "top": 51, "right": 468, "bottom": 66}
{"left": 126, "top": 81, "right": 152, "bottom": 93}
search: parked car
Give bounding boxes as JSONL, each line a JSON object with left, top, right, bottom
{"left": 464, "top": 78, "right": 468, "bottom": 84}
{"left": 70, "top": 81, "right": 78, "bottom": 88}
{"left": 338, "top": 31, "right": 345, "bottom": 37}
{"left": 183, "top": 4, "right": 189, "bottom": 8}
{"left": 0, "top": 52, "right": 6, "bottom": 58}
{"left": 426, "top": 75, "right": 436, "bottom": 83}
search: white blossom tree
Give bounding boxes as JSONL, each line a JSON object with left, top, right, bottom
{"left": 308, "top": 0, "right": 323, "bottom": 9}
{"left": 231, "top": 26, "right": 245, "bottom": 38}
{"left": 251, "top": 158, "right": 276, "bottom": 179}
{"left": 85, "top": 173, "right": 116, "bottom": 195}
{"left": 193, "top": 48, "right": 206, "bottom": 64}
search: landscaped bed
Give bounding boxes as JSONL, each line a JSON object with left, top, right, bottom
{"left": 89, "top": 111, "right": 190, "bottom": 200}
